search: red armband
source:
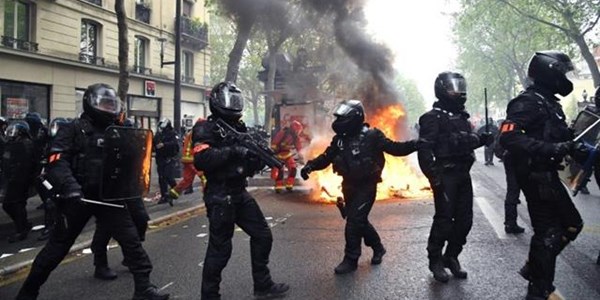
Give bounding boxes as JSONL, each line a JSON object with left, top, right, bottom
{"left": 193, "top": 143, "right": 210, "bottom": 155}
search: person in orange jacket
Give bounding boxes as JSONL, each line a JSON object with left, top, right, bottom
{"left": 169, "top": 118, "right": 206, "bottom": 200}
{"left": 271, "top": 120, "right": 304, "bottom": 192}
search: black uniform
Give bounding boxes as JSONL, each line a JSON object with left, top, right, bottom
{"left": 499, "top": 51, "right": 583, "bottom": 300}
{"left": 16, "top": 84, "right": 167, "bottom": 300}
{"left": 305, "top": 124, "right": 416, "bottom": 264}
{"left": 154, "top": 123, "right": 179, "bottom": 203}
{"left": 1, "top": 122, "right": 35, "bottom": 243}
{"left": 418, "top": 71, "right": 489, "bottom": 283}
{"left": 195, "top": 81, "right": 288, "bottom": 300}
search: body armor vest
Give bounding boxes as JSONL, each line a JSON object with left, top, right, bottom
{"left": 431, "top": 108, "right": 476, "bottom": 164}
{"left": 72, "top": 120, "right": 105, "bottom": 199}
{"left": 331, "top": 126, "right": 384, "bottom": 183}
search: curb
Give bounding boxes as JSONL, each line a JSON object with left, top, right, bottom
{"left": 0, "top": 203, "right": 206, "bottom": 278}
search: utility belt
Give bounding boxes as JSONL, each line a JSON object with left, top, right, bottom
{"left": 205, "top": 178, "right": 247, "bottom": 195}
{"left": 435, "top": 157, "right": 474, "bottom": 172}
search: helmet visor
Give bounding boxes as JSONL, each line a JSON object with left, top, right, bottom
{"left": 5, "top": 122, "right": 27, "bottom": 138}
{"left": 445, "top": 77, "right": 467, "bottom": 95}
{"left": 333, "top": 103, "right": 354, "bottom": 116}
{"left": 221, "top": 89, "right": 244, "bottom": 111}
{"left": 50, "top": 123, "right": 60, "bottom": 137}
{"left": 89, "top": 87, "right": 122, "bottom": 114}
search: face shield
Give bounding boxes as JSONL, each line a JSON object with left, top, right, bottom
{"left": 219, "top": 89, "right": 244, "bottom": 111}
{"left": 445, "top": 77, "right": 467, "bottom": 97}
{"left": 333, "top": 103, "right": 354, "bottom": 117}
{"left": 5, "top": 122, "right": 28, "bottom": 138}
{"left": 89, "top": 87, "right": 122, "bottom": 115}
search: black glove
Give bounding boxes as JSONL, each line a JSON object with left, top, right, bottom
{"left": 300, "top": 164, "right": 312, "bottom": 180}
{"left": 553, "top": 141, "right": 574, "bottom": 159}
{"left": 479, "top": 132, "right": 495, "bottom": 147}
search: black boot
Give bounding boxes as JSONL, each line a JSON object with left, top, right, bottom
{"left": 94, "top": 266, "right": 118, "bottom": 280}
{"left": 8, "top": 231, "right": 29, "bottom": 243}
{"left": 15, "top": 289, "right": 38, "bottom": 300}
{"left": 525, "top": 282, "right": 550, "bottom": 300}
{"left": 334, "top": 257, "right": 358, "bottom": 274}
{"left": 132, "top": 285, "right": 170, "bottom": 300}
{"left": 443, "top": 256, "right": 468, "bottom": 279}
{"left": 519, "top": 261, "right": 531, "bottom": 281}
{"left": 505, "top": 224, "right": 525, "bottom": 234}
{"left": 133, "top": 274, "right": 170, "bottom": 300}
{"left": 254, "top": 283, "right": 290, "bottom": 299}
{"left": 371, "top": 245, "right": 386, "bottom": 265}
{"left": 429, "top": 258, "right": 450, "bottom": 283}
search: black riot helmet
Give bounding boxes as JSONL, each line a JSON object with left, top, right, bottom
{"left": 24, "top": 112, "right": 43, "bottom": 136}
{"left": 434, "top": 72, "right": 467, "bottom": 110}
{"left": 5, "top": 120, "right": 31, "bottom": 140}
{"left": 0, "top": 116, "right": 7, "bottom": 134}
{"left": 527, "top": 51, "right": 575, "bottom": 96}
{"left": 208, "top": 81, "right": 244, "bottom": 121}
{"left": 158, "top": 118, "right": 172, "bottom": 132}
{"left": 594, "top": 86, "right": 600, "bottom": 109}
{"left": 83, "top": 83, "right": 124, "bottom": 127}
{"left": 49, "top": 117, "right": 69, "bottom": 138}
{"left": 331, "top": 99, "right": 365, "bottom": 135}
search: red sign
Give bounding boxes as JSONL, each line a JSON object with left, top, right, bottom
{"left": 145, "top": 80, "right": 156, "bottom": 97}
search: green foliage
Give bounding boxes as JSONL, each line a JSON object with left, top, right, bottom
{"left": 395, "top": 74, "right": 427, "bottom": 126}
{"left": 453, "top": 0, "right": 574, "bottom": 115}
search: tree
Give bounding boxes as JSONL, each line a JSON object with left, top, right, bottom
{"left": 395, "top": 74, "right": 426, "bottom": 126}
{"left": 499, "top": 0, "right": 600, "bottom": 87}
{"left": 115, "top": 0, "right": 129, "bottom": 101}
{"left": 453, "top": 0, "right": 574, "bottom": 114}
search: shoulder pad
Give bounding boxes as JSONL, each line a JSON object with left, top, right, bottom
{"left": 192, "top": 120, "right": 216, "bottom": 143}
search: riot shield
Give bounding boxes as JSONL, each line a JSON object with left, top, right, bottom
{"left": 101, "top": 126, "right": 153, "bottom": 201}
{"left": 559, "top": 108, "right": 600, "bottom": 195}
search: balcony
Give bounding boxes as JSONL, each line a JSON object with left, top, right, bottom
{"left": 180, "top": 17, "right": 208, "bottom": 51}
{"left": 133, "top": 65, "right": 153, "bottom": 75}
{"left": 82, "top": 0, "right": 102, "bottom": 6}
{"left": 79, "top": 53, "right": 105, "bottom": 66}
{"left": 135, "top": 2, "right": 151, "bottom": 24}
{"left": 1, "top": 36, "right": 39, "bottom": 52}
{"left": 182, "top": 75, "right": 195, "bottom": 84}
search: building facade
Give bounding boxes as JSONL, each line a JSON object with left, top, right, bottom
{"left": 0, "top": 0, "right": 210, "bottom": 131}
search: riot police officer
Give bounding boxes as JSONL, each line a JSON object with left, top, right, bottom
{"left": 418, "top": 72, "right": 492, "bottom": 283}
{"left": 193, "top": 81, "right": 289, "bottom": 300}
{"left": 16, "top": 83, "right": 168, "bottom": 300}
{"left": 154, "top": 118, "right": 179, "bottom": 205}
{"left": 499, "top": 51, "right": 584, "bottom": 300}
{"left": 90, "top": 117, "right": 151, "bottom": 280}
{"left": 1, "top": 120, "right": 35, "bottom": 243}
{"left": 300, "top": 99, "right": 418, "bottom": 274}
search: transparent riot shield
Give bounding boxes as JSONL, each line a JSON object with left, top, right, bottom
{"left": 559, "top": 108, "right": 600, "bottom": 195}
{"left": 101, "top": 126, "right": 153, "bottom": 201}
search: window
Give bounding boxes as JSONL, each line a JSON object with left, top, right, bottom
{"left": 135, "top": 0, "right": 151, "bottom": 24}
{"left": 134, "top": 36, "right": 150, "bottom": 74}
{"left": 182, "top": 51, "right": 194, "bottom": 83}
{"left": 183, "top": 1, "right": 193, "bottom": 17}
{"left": 80, "top": 20, "right": 103, "bottom": 65}
{"left": 2, "top": 0, "right": 37, "bottom": 51}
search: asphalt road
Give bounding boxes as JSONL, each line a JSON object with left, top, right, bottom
{"left": 0, "top": 155, "right": 599, "bottom": 300}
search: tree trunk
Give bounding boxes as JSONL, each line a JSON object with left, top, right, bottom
{"left": 115, "top": 0, "right": 129, "bottom": 102}
{"left": 263, "top": 51, "right": 277, "bottom": 131}
{"left": 573, "top": 34, "right": 600, "bottom": 87}
{"left": 251, "top": 91, "right": 260, "bottom": 125}
{"left": 225, "top": 22, "right": 253, "bottom": 82}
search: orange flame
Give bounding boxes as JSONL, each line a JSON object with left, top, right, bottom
{"left": 303, "top": 104, "right": 431, "bottom": 203}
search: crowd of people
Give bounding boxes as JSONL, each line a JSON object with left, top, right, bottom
{"left": 2, "top": 50, "right": 599, "bottom": 300}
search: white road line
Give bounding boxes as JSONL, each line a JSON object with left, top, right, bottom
{"left": 474, "top": 196, "right": 516, "bottom": 240}
{"left": 158, "top": 282, "right": 174, "bottom": 291}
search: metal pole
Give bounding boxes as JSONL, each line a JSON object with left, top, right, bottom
{"left": 174, "top": 0, "right": 182, "bottom": 134}
{"left": 484, "top": 88, "right": 489, "bottom": 132}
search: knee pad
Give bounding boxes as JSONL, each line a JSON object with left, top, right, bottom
{"left": 542, "top": 228, "right": 564, "bottom": 256}
{"left": 564, "top": 223, "right": 583, "bottom": 241}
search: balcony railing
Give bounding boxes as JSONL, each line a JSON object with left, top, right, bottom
{"left": 182, "top": 75, "right": 195, "bottom": 84}
{"left": 135, "top": 2, "right": 151, "bottom": 24}
{"left": 180, "top": 17, "right": 208, "bottom": 51}
{"left": 133, "top": 65, "right": 152, "bottom": 75}
{"left": 1, "top": 36, "right": 39, "bottom": 52}
{"left": 83, "top": 0, "right": 102, "bottom": 6}
{"left": 79, "top": 53, "right": 105, "bottom": 66}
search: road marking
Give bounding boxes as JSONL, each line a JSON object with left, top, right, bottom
{"left": 1, "top": 253, "right": 14, "bottom": 259}
{"left": 474, "top": 196, "right": 517, "bottom": 240}
{"left": 158, "top": 282, "right": 174, "bottom": 291}
{"left": 196, "top": 233, "right": 208, "bottom": 238}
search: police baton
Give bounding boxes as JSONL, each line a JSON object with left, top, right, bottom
{"left": 81, "top": 198, "right": 125, "bottom": 208}
{"left": 484, "top": 88, "right": 489, "bottom": 133}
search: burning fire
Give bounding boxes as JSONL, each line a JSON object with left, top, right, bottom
{"left": 303, "top": 104, "right": 431, "bottom": 202}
